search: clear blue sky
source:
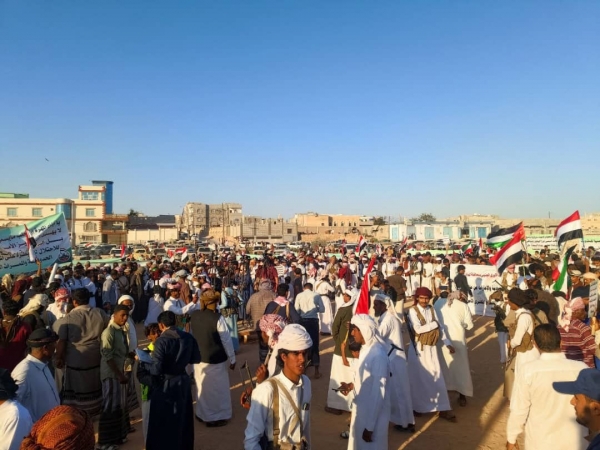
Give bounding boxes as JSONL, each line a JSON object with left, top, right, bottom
{"left": 1, "top": 1, "right": 598, "bottom": 220}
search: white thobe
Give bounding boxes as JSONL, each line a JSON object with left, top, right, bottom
{"left": 0, "top": 400, "right": 32, "bottom": 450}
{"left": 510, "top": 309, "right": 540, "bottom": 379}
{"left": 315, "top": 280, "right": 335, "bottom": 334}
{"left": 506, "top": 353, "right": 588, "bottom": 449}
{"left": 46, "top": 302, "right": 68, "bottom": 329}
{"left": 377, "top": 312, "right": 414, "bottom": 427}
{"left": 434, "top": 298, "right": 474, "bottom": 397}
{"left": 145, "top": 295, "right": 164, "bottom": 326}
{"left": 244, "top": 373, "right": 311, "bottom": 450}
{"left": 348, "top": 340, "right": 391, "bottom": 450}
{"left": 194, "top": 316, "right": 236, "bottom": 421}
{"left": 407, "top": 305, "right": 452, "bottom": 413}
{"left": 11, "top": 355, "right": 60, "bottom": 422}
{"left": 381, "top": 262, "right": 397, "bottom": 279}
{"left": 164, "top": 297, "right": 199, "bottom": 316}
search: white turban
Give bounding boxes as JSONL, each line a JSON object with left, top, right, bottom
{"left": 340, "top": 287, "right": 358, "bottom": 309}
{"left": 373, "top": 293, "right": 399, "bottom": 321}
{"left": 351, "top": 314, "right": 382, "bottom": 346}
{"left": 276, "top": 324, "right": 313, "bottom": 351}
{"left": 268, "top": 323, "right": 313, "bottom": 376}
{"left": 18, "top": 294, "right": 49, "bottom": 318}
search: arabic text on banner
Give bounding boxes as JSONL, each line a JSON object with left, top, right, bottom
{"left": 449, "top": 264, "right": 525, "bottom": 317}
{"left": 0, "top": 213, "right": 72, "bottom": 277}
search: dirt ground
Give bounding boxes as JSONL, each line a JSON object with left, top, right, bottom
{"left": 115, "top": 313, "right": 519, "bottom": 450}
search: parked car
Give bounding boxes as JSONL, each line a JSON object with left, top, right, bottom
{"left": 197, "top": 246, "right": 213, "bottom": 258}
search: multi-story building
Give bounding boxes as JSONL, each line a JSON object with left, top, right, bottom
{"left": 230, "top": 217, "right": 298, "bottom": 243}
{"left": 180, "top": 202, "right": 243, "bottom": 237}
{"left": 293, "top": 212, "right": 374, "bottom": 235}
{"left": 0, "top": 181, "right": 127, "bottom": 245}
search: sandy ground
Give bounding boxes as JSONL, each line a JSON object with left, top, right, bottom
{"left": 114, "top": 313, "right": 520, "bottom": 450}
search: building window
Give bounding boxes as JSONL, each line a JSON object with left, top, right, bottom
{"left": 32, "top": 208, "right": 42, "bottom": 217}
{"left": 81, "top": 192, "right": 99, "bottom": 201}
{"left": 287, "top": 228, "right": 292, "bottom": 234}
{"left": 341, "top": 222, "right": 345, "bottom": 227}
{"left": 84, "top": 222, "right": 97, "bottom": 232}
{"left": 85, "top": 208, "right": 95, "bottom": 217}
{"left": 7, "top": 208, "right": 17, "bottom": 217}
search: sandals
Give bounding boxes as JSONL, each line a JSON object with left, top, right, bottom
{"left": 394, "top": 424, "right": 416, "bottom": 433}
{"left": 439, "top": 411, "right": 457, "bottom": 423}
{"left": 340, "top": 431, "right": 349, "bottom": 439}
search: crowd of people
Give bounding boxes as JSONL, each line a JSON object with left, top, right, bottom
{"left": 0, "top": 242, "right": 600, "bottom": 449}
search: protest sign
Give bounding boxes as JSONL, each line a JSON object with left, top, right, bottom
{"left": 0, "top": 213, "right": 72, "bottom": 277}
{"left": 589, "top": 280, "right": 598, "bottom": 319}
{"left": 450, "top": 264, "right": 514, "bottom": 317}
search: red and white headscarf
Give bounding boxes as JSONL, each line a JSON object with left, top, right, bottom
{"left": 54, "top": 288, "right": 70, "bottom": 306}
{"left": 259, "top": 314, "right": 287, "bottom": 348}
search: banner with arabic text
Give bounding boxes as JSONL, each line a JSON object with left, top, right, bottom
{"left": 0, "top": 213, "right": 72, "bottom": 277}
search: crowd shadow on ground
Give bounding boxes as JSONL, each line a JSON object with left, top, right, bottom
{"left": 121, "top": 315, "right": 512, "bottom": 449}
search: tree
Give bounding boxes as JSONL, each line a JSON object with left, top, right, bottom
{"left": 373, "top": 217, "right": 387, "bottom": 225}
{"left": 128, "top": 209, "right": 142, "bottom": 217}
{"left": 412, "top": 213, "right": 436, "bottom": 223}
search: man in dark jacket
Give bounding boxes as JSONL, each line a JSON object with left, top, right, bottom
{"left": 454, "top": 265, "right": 472, "bottom": 297}
{"left": 144, "top": 311, "right": 201, "bottom": 450}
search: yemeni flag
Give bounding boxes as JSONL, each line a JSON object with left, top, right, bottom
{"left": 24, "top": 225, "right": 37, "bottom": 263}
{"left": 555, "top": 211, "right": 583, "bottom": 251}
{"left": 490, "top": 232, "right": 524, "bottom": 275}
{"left": 552, "top": 243, "right": 577, "bottom": 293}
{"left": 356, "top": 236, "right": 367, "bottom": 253}
{"left": 354, "top": 257, "right": 377, "bottom": 315}
{"left": 119, "top": 244, "right": 126, "bottom": 258}
{"left": 486, "top": 223, "right": 524, "bottom": 249}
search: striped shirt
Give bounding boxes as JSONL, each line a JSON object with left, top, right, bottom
{"left": 559, "top": 319, "right": 596, "bottom": 368}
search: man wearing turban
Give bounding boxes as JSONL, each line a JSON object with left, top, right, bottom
{"left": 189, "top": 290, "right": 236, "bottom": 427}
{"left": 339, "top": 314, "right": 391, "bottom": 449}
{"left": 373, "top": 294, "right": 414, "bottom": 432}
{"left": 244, "top": 324, "right": 313, "bottom": 450}
{"left": 406, "top": 287, "right": 456, "bottom": 421}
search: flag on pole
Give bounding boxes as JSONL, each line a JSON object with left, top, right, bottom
{"left": 356, "top": 236, "right": 367, "bottom": 253}
{"left": 460, "top": 242, "right": 472, "bottom": 256}
{"left": 354, "top": 257, "right": 377, "bottom": 315}
{"left": 555, "top": 211, "right": 583, "bottom": 251}
{"left": 552, "top": 243, "right": 577, "bottom": 293}
{"left": 119, "top": 244, "right": 126, "bottom": 258}
{"left": 181, "top": 250, "right": 188, "bottom": 261}
{"left": 490, "top": 232, "right": 524, "bottom": 275}
{"left": 486, "top": 222, "right": 525, "bottom": 249}
{"left": 24, "top": 225, "right": 37, "bottom": 263}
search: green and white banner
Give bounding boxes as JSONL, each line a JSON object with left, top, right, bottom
{"left": 0, "top": 213, "right": 72, "bottom": 276}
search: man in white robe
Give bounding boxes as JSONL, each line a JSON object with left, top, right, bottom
{"left": 315, "top": 271, "right": 335, "bottom": 334}
{"left": 406, "top": 287, "right": 456, "bottom": 421}
{"left": 189, "top": 291, "right": 235, "bottom": 426}
{"left": 340, "top": 314, "right": 391, "bottom": 450}
{"left": 373, "top": 294, "right": 415, "bottom": 432}
{"left": 434, "top": 291, "right": 474, "bottom": 407}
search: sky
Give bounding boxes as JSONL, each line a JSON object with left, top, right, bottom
{"left": 1, "top": 1, "right": 598, "bottom": 221}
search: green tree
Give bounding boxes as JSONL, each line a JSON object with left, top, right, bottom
{"left": 412, "top": 213, "right": 436, "bottom": 222}
{"left": 128, "top": 209, "right": 142, "bottom": 217}
{"left": 373, "top": 217, "right": 387, "bottom": 225}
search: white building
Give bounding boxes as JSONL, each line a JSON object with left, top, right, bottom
{"left": 0, "top": 181, "right": 127, "bottom": 245}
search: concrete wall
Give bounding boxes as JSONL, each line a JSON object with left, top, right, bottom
{"left": 128, "top": 228, "right": 178, "bottom": 243}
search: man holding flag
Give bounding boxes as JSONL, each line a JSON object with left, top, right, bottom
{"left": 553, "top": 211, "right": 584, "bottom": 295}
